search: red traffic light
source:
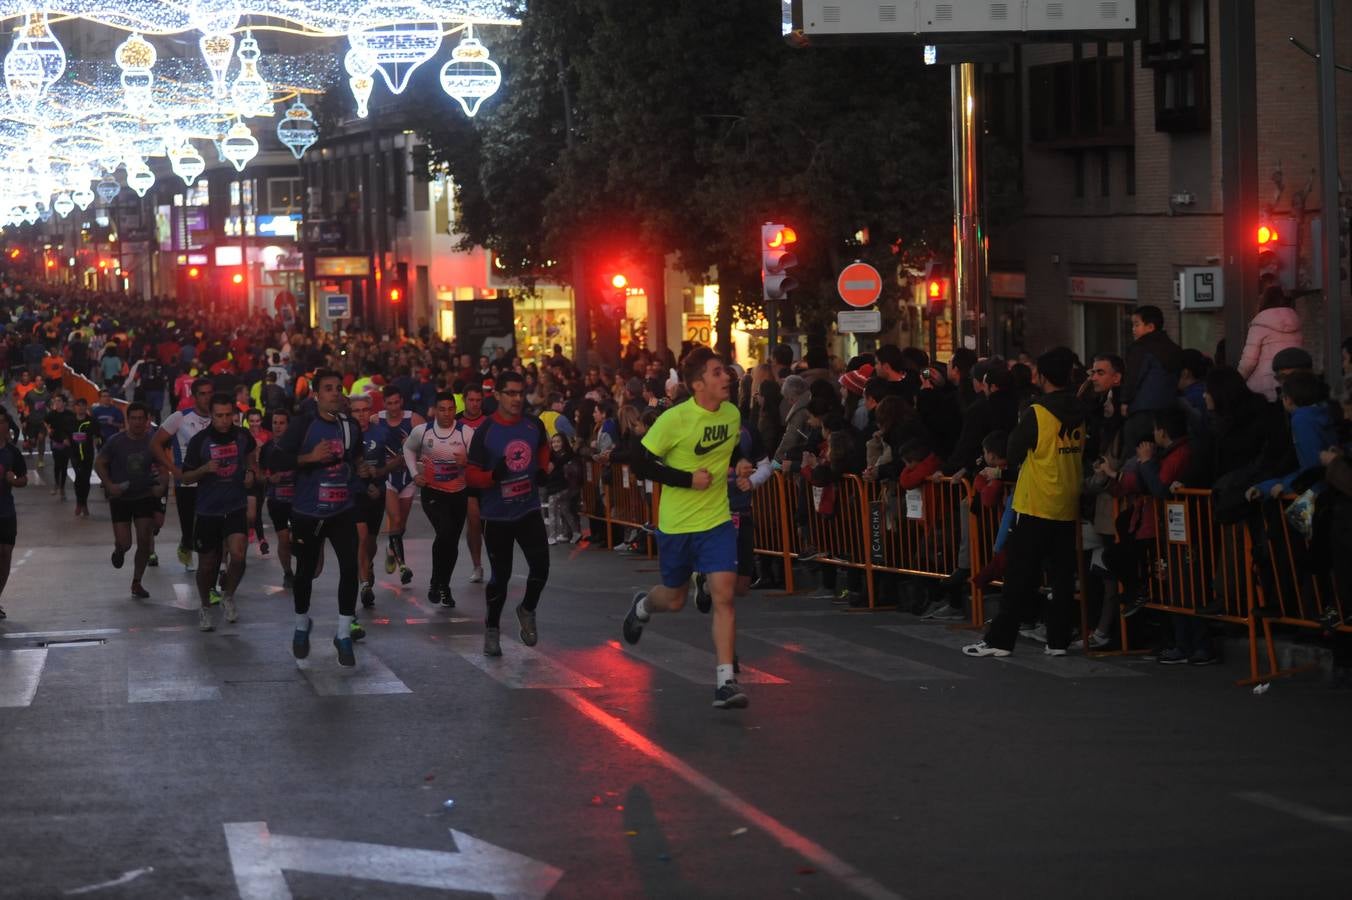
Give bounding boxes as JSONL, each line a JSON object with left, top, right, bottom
{"left": 187, "top": 266, "right": 201, "bottom": 279}
{"left": 1257, "top": 225, "right": 1278, "bottom": 246}
{"left": 389, "top": 287, "right": 403, "bottom": 303}
{"left": 766, "top": 226, "right": 798, "bottom": 249}
{"left": 231, "top": 272, "right": 244, "bottom": 285}
{"left": 610, "top": 274, "right": 628, "bottom": 290}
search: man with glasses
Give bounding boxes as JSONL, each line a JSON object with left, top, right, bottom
{"left": 152, "top": 377, "right": 214, "bottom": 573}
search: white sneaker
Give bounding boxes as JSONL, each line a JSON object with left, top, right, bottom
{"left": 571, "top": 532, "right": 582, "bottom": 544}
{"left": 547, "top": 537, "right": 559, "bottom": 545}
{"left": 1019, "top": 623, "right": 1047, "bottom": 643}
{"left": 223, "top": 596, "right": 238, "bottom": 623}
{"left": 1069, "top": 631, "right": 1111, "bottom": 651}
{"left": 1043, "top": 645, "right": 1067, "bottom": 657}
{"left": 962, "top": 641, "right": 1010, "bottom": 658}
{"left": 198, "top": 607, "right": 214, "bottom": 632}
{"left": 469, "top": 567, "right": 484, "bottom": 583}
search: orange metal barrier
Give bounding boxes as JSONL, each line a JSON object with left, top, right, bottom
{"left": 967, "top": 490, "right": 1007, "bottom": 627}
{"left": 605, "top": 462, "right": 655, "bottom": 557}
{"left": 750, "top": 472, "right": 796, "bottom": 592}
{"left": 780, "top": 472, "right": 873, "bottom": 601}
{"left": 857, "top": 476, "right": 969, "bottom": 614}
{"left": 579, "top": 459, "right": 605, "bottom": 540}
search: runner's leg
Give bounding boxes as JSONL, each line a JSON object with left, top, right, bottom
{"left": 290, "top": 514, "right": 322, "bottom": 616}
{"left": 175, "top": 486, "right": 196, "bottom": 556}
{"left": 707, "top": 570, "right": 738, "bottom": 668}
{"left": 195, "top": 546, "right": 222, "bottom": 608}
{"left": 483, "top": 520, "right": 515, "bottom": 628}
{"left": 467, "top": 496, "right": 483, "bottom": 568}
{"left": 0, "top": 542, "right": 13, "bottom": 601}
{"left": 131, "top": 516, "right": 154, "bottom": 583}
{"left": 221, "top": 532, "right": 247, "bottom": 598}
{"left": 515, "top": 513, "right": 550, "bottom": 613}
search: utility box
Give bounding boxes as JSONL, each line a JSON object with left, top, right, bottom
{"left": 1178, "top": 266, "right": 1223, "bottom": 311}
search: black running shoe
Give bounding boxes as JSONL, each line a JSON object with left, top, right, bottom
{"left": 259, "top": 540, "right": 270, "bottom": 556}
{"left": 516, "top": 604, "right": 537, "bottom": 647}
{"left": 111, "top": 548, "right": 125, "bottom": 569}
{"left": 333, "top": 635, "right": 356, "bottom": 667}
{"left": 399, "top": 565, "right": 413, "bottom": 585}
{"left": 282, "top": 571, "right": 294, "bottom": 590}
{"left": 712, "top": 680, "right": 749, "bottom": 709}
{"left": 694, "top": 574, "right": 711, "bottom": 614}
{"left": 130, "top": 582, "right": 149, "bottom": 599}
{"left": 360, "top": 583, "right": 376, "bottom": 609}
{"left": 623, "top": 592, "right": 648, "bottom": 645}
{"left": 483, "top": 627, "right": 502, "bottom": 657}
{"left": 292, "top": 618, "right": 312, "bottom": 660}
{"left": 349, "top": 619, "right": 366, "bottom": 642}
{"left": 147, "top": 552, "right": 158, "bottom": 567}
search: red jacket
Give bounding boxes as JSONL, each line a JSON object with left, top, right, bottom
{"left": 898, "top": 453, "right": 941, "bottom": 490}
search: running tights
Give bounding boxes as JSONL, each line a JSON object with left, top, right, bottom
{"left": 421, "top": 489, "right": 468, "bottom": 592}
{"left": 175, "top": 486, "right": 197, "bottom": 551}
{"left": 290, "top": 508, "right": 359, "bottom": 617}
{"left": 483, "top": 513, "right": 550, "bottom": 628}
{"left": 51, "top": 446, "right": 69, "bottom": 490}
{"left": 73, "top": 461, "right": 92, "bottom": 506}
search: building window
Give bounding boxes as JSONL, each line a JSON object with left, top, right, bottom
{"left": 266, "top": 177, "right": 302, "bottom": 213}
{"left": 1141, "top": 0, "right": 1210, "bottom": 133}
{"left": 1028, "top": 51, "right": 1133, "bottom": 146}
{"left": 1074, "top": 151, "right": 1086, "bottom": 198}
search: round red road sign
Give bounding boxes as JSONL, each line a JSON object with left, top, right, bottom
{"left": 837, "top": 262, "right": 882, "bottom": 308}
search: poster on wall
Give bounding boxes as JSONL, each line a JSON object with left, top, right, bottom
{"left": 453, "top": 298, "right": 516, "bottom": 361}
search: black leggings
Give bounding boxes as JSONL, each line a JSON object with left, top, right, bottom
{"left": 484, "top": 513, "right": 550, "bottom": 628}
{"left": 51, "top": 446, "right": 70, "bottom": 489}
{"left": 422, "top": 489, "right": 468, "bottom": 592}
{"left": 73, "top": 460, "right": 93, "bottom": 505}
{"left": 291, "top": 508, "right": 359, "bottom": 617}
{"left": 175, "top": 486, "right": 196, "bottom": 551}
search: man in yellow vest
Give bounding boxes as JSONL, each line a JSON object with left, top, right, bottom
{"left": 964, "top": 346, "right": 1085, "bottom": 658}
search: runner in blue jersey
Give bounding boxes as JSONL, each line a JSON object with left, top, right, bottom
{"left": 379, "top": 386, "right": 424, "bottom": 585}
{"left": 267, "top": 370, "right": 373, "bottom": 667}
{"left": 259, "top": 409, "right": 298, "bottom": 590}
{"left": 151, "top": 377, "right": 214, "bottom": 572}
{"left": 465, "top": 371, "right": 551, "bottom": 657}
{"left": 351, "top": 393, "right": 402, "bottom": 609}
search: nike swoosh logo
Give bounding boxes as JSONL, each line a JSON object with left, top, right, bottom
{"left": 693, "top": 436, "right": 733, "bottom": 456}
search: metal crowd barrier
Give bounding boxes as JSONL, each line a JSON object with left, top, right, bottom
{"left": 604, "top": 463, "right": 655, "bottom": 557}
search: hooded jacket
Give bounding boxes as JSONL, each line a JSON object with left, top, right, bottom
{"left": 1236, "top": 306, "right": 1303, "bottom": 401}
{"left": 1008, "top": 389, "right": 1086, "bottom": 522}
{"left": 1254, "top": 402, "right": 1336, "bottom": 496}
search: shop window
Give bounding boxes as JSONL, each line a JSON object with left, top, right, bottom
{"left": 267, "top": 177, "right": 301, "bottom": 213}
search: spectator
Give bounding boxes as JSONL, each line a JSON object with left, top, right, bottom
{"left": 1247, "top": 370, "right": 1336, "bottom": 501}
{"left": 1121, "top": 304, "right": 1182, "bottom": 451}
{"left": 1236, "top": 286, "right": 1303, "bottom": 401}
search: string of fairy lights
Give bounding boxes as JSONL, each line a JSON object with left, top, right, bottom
{"left": 0, "top": 2, "right": 518, "bottom": 229}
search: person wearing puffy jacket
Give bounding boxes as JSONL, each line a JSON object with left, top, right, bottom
{"left": 1237, "top": 287, "right": 1304, "bottom": 401}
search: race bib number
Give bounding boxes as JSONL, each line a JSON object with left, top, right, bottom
{"left": 72, "top": 432, "right": 87, "bottom": 442}
{"left": 275, "top": 484, "right": 295, "bottom": 501}
{"left": 430, "top": 459, "right": 458, "bottom": 483}
{"left": 318, "top": 483, "right": 349, "bottom": 505}
{"left": 501, "top": 476, "right": 532, "bottom": 499}
{"left": 210, "top": 442, "right": 240, "bottom": 478}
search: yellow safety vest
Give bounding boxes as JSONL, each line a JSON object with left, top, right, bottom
{"left": 1012, "top": 404, "right": 1085, "bottom": 522}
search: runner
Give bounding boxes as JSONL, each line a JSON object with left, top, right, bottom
{"left": 19, "top": 374, "right": 50, "bottom": 468}
{"left": 151, "top": 377, "right": 213, "bottom": 572}
{"left": 69, "top": 397, "right": 96, "bottom": 518}
{"left": 180, "top": 393, "right": 258, "bottom": 631}
{"left": 457, "top": 383, "right": 487, "bottom": 583}
{"left": 465, "top": 371, "right": 550, "bottom": 656}
{"left": 403, "top": 390, "right": 474, "bottom": 609}
{"left": 695, "top": 404, "right": 773, "bottom": 611}
{"left": 351, "top": 393, "right": 399, "bottom": 610}
{"left": 0, "top": 407, "right": 28, "bottom": 620}
{"left": 622, "top": 348, "right": 754, "bottom": 709}
{"left": 268, "top": 369, "right": 370, "bottom": 667}
{"left": 91, "top": 388, "right": 124, "bottom": 443}
{"left": 94, "top": 402, "right": 168, "bottom": 598}
{"left": 259, "top": 408, "right": 297, "bottom": 589}
{"left": 244, "top": 408, "right": 270, "bottom": 556}
{"left": 379, "top": 386, "right": 423, "bottom": 585}
{"left": 43, "top": 393, "right": 74, "bottom": 500}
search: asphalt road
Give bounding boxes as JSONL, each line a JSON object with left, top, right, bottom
{"left": 1, "top": 463, "right": 1350, "bottom": 899}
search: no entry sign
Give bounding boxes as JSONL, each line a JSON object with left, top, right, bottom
{"left": 837, "top": 261, "right": 882, "bottom": 308}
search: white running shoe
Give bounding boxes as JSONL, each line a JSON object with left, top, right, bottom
{"left": 198, "top": 607, "right": 214, "bottom": 632}
{"left": 962, "top": 641, "right": 1010, "bottom": 658}
{"left": 1043, "top": 646, "right": 1067, "bottom": 657}
{"left": 469, "top": 567, "right": 484, "bottom": 583}
{"left": 1068, "top": 631, "right": 1111, "bottom": 651}
{"left": 223, "top": 596, "right": 238, "bottom": 624}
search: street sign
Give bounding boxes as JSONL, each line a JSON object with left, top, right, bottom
{"left": 325, "top": 293, "right": 350, "bottom": 319}
{"left": 837, "top": 261, "right": 883, "bottom": 308}
{"left": 837, "top": 309, "right": 881, "bottom": 334}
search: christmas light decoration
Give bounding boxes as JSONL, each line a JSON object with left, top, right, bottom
{"left": 51, "top": 191, "right": 73, "bottom": 217}
{"left": 344, "top": 47, "right": 376, "bottom": 119}
{"left": 232, "top": 31, "right": 271, "bottom": 117}
{"left": 348, "top": 4, "right": 443, "bottom": 95}
{"left": 114, "top": 32, "right": 156, "bottom": 110}
{"left": 95, "top": 177, "right": 119, "bottom": 204}
{"left": 72, "top": 184, "right": 94, "bottom": 210}
{"left": 199, "top": 31, "right": 235, "bottom": 101}
{"left": 439, "top": 28, "right": 500, "bottom": 117}
{"left": 170, "top": 141, "right": 205, "bottom": 185}
{"left": 221, "top": 118, "right": 258, "bottom": 172}
{"left": 126, "top": 161, "right": 154, "bottom": 196}
{"left": 276, "top": 99, "right": 318, "bottom": 159}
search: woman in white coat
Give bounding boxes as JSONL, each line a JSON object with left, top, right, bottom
{"left": 1237, "top": 286, "right": 1303, "bottom": 401}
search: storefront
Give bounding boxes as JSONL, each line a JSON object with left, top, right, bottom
{"left": 989, "top": 271, "right": 1027, "bottom": 359}
{"left": 1068, "top": 273, "right": 1138, "bottom": 360}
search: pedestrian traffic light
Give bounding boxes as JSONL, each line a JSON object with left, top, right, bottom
{"left": 1258, "top": 216, "right": 1296, "bottom": 291}
{"left": 921, "top": 260, "right": 950, "bottom": 316}
{"left": 600, "top": 272, "right": 629, "bottom": 319}
{"left": 388, "top": 285, "right": 403, "bottom": 303}
{"left": 1256, "top": 224, "right": 1278, "bottom": 247}
{"left": 761, "top": 223, "right": 798, "bottom": 302}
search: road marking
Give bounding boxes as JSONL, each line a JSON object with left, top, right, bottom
{"left": 878, "top": 624, "right": 1145, "bottom": 678}
{"left": 1237, "top": 791, "right": 1352, "bottom": 833}
{"left": 621, "top": 631, "right": 788, "bottom": 685}
{"left": 170, "top": 583, "right": 202, "bottom": 611}
{"left": 448, "top": 636, "right": 601, "bottom": 689}
{"left": 744, "top": 627, "right": 967, "bottom": 682}
{"left": 2, "top": 628, "right": 121, "bottom": 640}
{"left": 224, "top": 821, "right": 562, "bottom": 900}
{"left": 127, "top": 642, "right": 222, "bottom": 703}
{"left": 63, "top": 866, "right": 153, "bottom": 895}
{"left": 296, "top": 647, "right": 412, "bottom": 696}
{"left": 12, "top": 548, "right": 32, "bottom": 568}
{"left": 0, "top": 648, "right": 47, "bottom": 707}
{"left": 552, "top": 689, "right": 904, "bottom": 900}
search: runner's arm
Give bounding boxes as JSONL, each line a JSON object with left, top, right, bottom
{"left": 403, "top": 424, "right": 423, "bottom": 480}
{"left": 631, "top": 445, "right": 694, "bottom": 489}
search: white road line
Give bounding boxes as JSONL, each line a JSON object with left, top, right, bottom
{"left": 552, "top": 689, "right": 904, "bottom": 900}
{"left": 744, "top": 627, "right": 967, "bottom": 682}
{"left": 63, "top": 866, "right": 153, "bottom": 896}
{"left": 448, "top": 636, "right": 601, "bottom": 689}
{"left": 2, "top": 628, "right": 122, "bottom": 640}
{"left": 127, "top": 642, "right": 222, "bottom": 703}
{"left": 0, "top": 648, "right": 47, "bottom": 707}
{"left": 1236, "top": 791, "right": 1352, "bottom": 833}
{"left": 296, "top": 647, "right": 412, "bottom": 696}
{"left": 12, "top": 548, "right": 32, "bottom": 568}
{"left": 878, "top": 624, "right": 1145, "bottom": 679}
{"left": 622, "top": 631, "right": 788, "bottom": 685}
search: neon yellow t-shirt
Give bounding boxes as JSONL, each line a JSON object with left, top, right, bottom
{"left": 641, "top": 399, "right": 741, "bottom": 535}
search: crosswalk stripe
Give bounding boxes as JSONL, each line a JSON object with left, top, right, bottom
{"left": 742, "top": 627, "right": 967, "bottom": 682}
{"left": 0, "top": 648, "right": 47, "bottom": 707}
{"left": 297, "top": 646, "right": 413, "bottom": 696}
{"left": 622, "top": 632, "right": 788, "bottom": 685}
{"left": 448, "top": 635, "right": 601, "bottom": 689}
{"left": 878, "top": 624, "right": 1145, "bottom": 678}
{"left": 128, "top": 642, "right": 222, "bottom": 703}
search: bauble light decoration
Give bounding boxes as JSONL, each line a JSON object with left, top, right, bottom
{"left": 114, "top": 32, "right": 156, "bottom": 111}
{"left": 126, "top": 163, "right": 155, "bottom": 197}
{"left": 344, "top": 48, "right": 377, "bottom": 119}
{"left": 72, "top": 185, "right": 95, "bottom": 211}
{"left": 276, "top": 100, "right": 318, "bottom": 159}
{"left": 199, "top": 31, "right": 235, "bottom": 101}
{"left": 348, "top": 4, "right": 443, "bottom": 95}
{"left": 171, "top": 141, "right": 205, "bottom": 185}
{"left": 20, "top": 12, "right": 65, "bottom": 93}
{"left": 52, "top": 192, "right": 74, "bottom": 218}
{"left": 4, "top": 38, "right": 45, "bottom": 108}
{"left": 232, "top": 31, "right": 271, "bottom": 117}
{"left": 221, "top": 119, "right": 258, "bottom": 172}
{"left": 95, "top": 178, "right": 120, "bottom": 204}
{"left": 439, "top": 29, "right": 501, "bottom": 118}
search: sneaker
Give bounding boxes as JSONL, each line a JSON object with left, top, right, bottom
{"left": 469, "top": 566, "right": 484, "bottom": 584}
{"left": 712, "top": 680, "right": 749, "bottom": 709}
{"left": 831, "top": 588, "right": 851, "bottom": 606}
{"left": 360, "top": 582, "right": 376, "bottom": 609}
{"left": 130, "top": 582, "right": 149, "bottom": 599}
{"left": 384, "top": 548, "right": 397, "bottom": 575}
{"left": 1120, "top": 594, "right": 1149, "bottom": 618}
{"left": 516, "top": 604, "right": 538, "bottom": 647}
{"left": 962, "top": 641, "right": 1011, "bottom": 658}
{"left": 483, "top": 627, "right": 502, "bottom": 657}
{"left": 622, "top": 592, "right": 648, "bottom": 645}
{"left": 198, "top": 607, "right": 214, "bottom": 632}
{"left": 797, "top": 546, "right": 823, "bottom": 563}
{"left": 333, "top": 636, "right": 356, "bottom": 667}
{"left": 399, "top": 565, "right": 413, "bottom": 586}
{"left": 349, "top": 619, "right": 366, "bottom": 641}
{"left": 282, "top": 571, "right": 294, "bottom": 590}
{"left": 442, "top": 591, "right": 457, "bottom": 609}
{"left": 222, "top": 596, "right": 238, "bottom": 623}
{"left": 570, "top": 532, "right": 582, "bottom": 544}
{"left": 923, "top": 604, "right": 969, "bottom": 622}
{"left": 209, "top": 588, "right": 222, "bottom": 607}
{"left": 111, "top": 547, "right": 125, "bottom": 569}
{"left": 1069, "top": 631, "right": 1111, "bottom": 651}
{"left": 547, "top": 536, "right": 559, "bottom": 545}
{"left": 147, "top": 552, "right": 158, "bottom": 567}
{"left": 694, "top": 574, "right": 711, "bottom": 614}
{"left": 177, "top": 547, "right": 192, "bottom": 568}
{"left": 1157, "top": 648, "right": 1189, "bottom": 665}
{"left": 1043, "top": 646, "right": 1067, "bottom": 657}
{"left": 259, "top": 540, "right": 270, "bottom": 556}
{"left": 1019, "top": 623, "right": 1047, "bottom": 643}
{"left": 292, "top": 618, "right": 312, "bottom": 659}
{"left": 1187, "top": 652, "right": 1218, "bottom": 666}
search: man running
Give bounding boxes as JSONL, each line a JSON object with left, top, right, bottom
{"left": 151, "top": 377, "right": 213, "bottom": 572}
{"left": 269, "top": 370, "right": 369, "bottom": 667}
{"left": 91, "top": 388, "right": 124, "bottom": 442}
{"left": 181, "top": 393, "right": 258, "bottom": 631}
{"left": 465, "top": 371, "right": 550, "bottom": 656}
{"left": 95, "top": 402, "right": 167, "bottom": 598}
{"left": 622, "top": 348, "right": 754, "bottom": 709}
{"left": 259, "top": 409, "right": 297, "bottom": 589}
{"left": 244, "top": 408, "right": 270, "bottom": 556}
{"left": 69, "top": 397, "right": 96, "bottom": 518}
{"left": 19, "top": 374, "right": 50, "bottom": 468}
{"left": 0, "top": 407, "right": 28, "bottom": 620}
{"left": 379, "top": 386, "right": 423, "bottom": 585}
{"left": 404, "top": 390, "right": 474, "bottom": 609}
{"left": 457, "top": 383, "right": 487, "bottom": 583}
{"left": 350, "top": 394, "right": 399, "bottom": 610}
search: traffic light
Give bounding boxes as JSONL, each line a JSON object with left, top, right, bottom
{"left": 231, "top": 272, "right": 244, "bottom": 285}
{"left": 388, "top": 285, "right": 403, "bottom": 303}
{"left": 761, "top": 223, "right": 798, "bottom": 301}
{"left": 1257, "top": 216, "right": 1296, "bottom": 291}
{"left": 600, "top": 272, "right": 629, "bottom": 319}
{"left": 187, "top": 266, "right": 201, "bottom": 279}
{"left": 921, "top": 260, "right": 950, "bottom": 316}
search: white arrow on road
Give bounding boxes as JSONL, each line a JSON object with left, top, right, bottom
{"left": 224, "top": 821, "right": 563, "bottom": 900}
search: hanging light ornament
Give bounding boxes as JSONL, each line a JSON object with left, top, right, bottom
{"left": 171, "top": 141, "right": 205, "bottom": 186}
{"left": 52, "top": 192, "right": 74, "bottom": 218}
{"left": 36, "top": 206, "right": 51, "bottom": 223}
{"left": 231, "top": 31, "right": 271, "bottom": 117}
{"left": 221, "top": 119, "right": 258, "bottom": 172}
{"left": 199, "top": 31, "right": 235, "bottom": 102}
{"left": 4, "top": 36, "right": 45, "bottom": 108}
{"left": 344, "top": 48, "right": 376, "bottom": 119}
{"left": 439, "top": 28, "right": 501, "bottom": 118}
{"left": 276, "top": 99, "right": 318, "bottom": 159}
{"left": 126, "top": 162, "right": 155, "bottom": 198}
{"left": 95, "top": 177, "right": 120, "bottom": 204}
{"left": 348, "top": 4, "right": 443, "bottom": 95}
{"left": 20, "top": 12, "right": 64, "bottom": 93}
{"left": 114, "top": 32, "right": 156, "bottom": 112}
{"left": 72, "top": 184, "right": 94, "bottom": 211}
